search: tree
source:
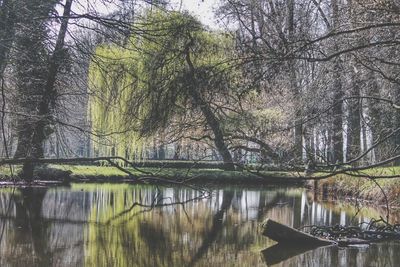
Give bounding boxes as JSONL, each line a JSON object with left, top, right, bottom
{"left": 89, "top": 9, "right": 237, "bottom": 169}
{"left": 11, "top": 0, "right": 72, "bottom": 179}
{"left": 217, "top": 0, "right": 400, "bottom": 170}
{"left": 0, "top": 0, "right": 16, "bottom": 78}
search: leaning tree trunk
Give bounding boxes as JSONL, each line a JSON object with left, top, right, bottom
{"left": 184, "top": 37, "right": 235, "bottom": 170}
{"left": 189, "top": 88, "right": 234, "bottom": 170}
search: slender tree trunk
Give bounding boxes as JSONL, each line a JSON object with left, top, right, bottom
{"left": 346, "top": 67, "right": 361, "bottom": 162}
{"left": 303, "top": 126, "right": 315, "bottom": 162}
{"left": 367, "top": 72, "right": 381, "bottom": 162}
{"left": 394, "top": 87, "right": 400, "bottom": 165}
{"left": 346, "top": 0, "right": 362, "bottom": 163}
{"left": 332, "top": 62, "right": 344, "bottom": 163}
{"left": 361, "top": 120, "right": 368, "bottom": 163}
{"left": 287, "top": 0, "right": 303, "bottom": 162}
{"left": 292, "top": 77, "right": 303, "bottom": 162}
{"left": 331, "top": 0, "right": 344, "bottom": 163}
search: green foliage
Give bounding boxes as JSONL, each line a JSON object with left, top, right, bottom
{"left": 88, "top": 45, "right": 142, "bottom": 158}
{"left": 88, "top": 9, "right": 237, "bottom": 159}
{"left": 52, "top": 164, "right": 296, "bottom": 183}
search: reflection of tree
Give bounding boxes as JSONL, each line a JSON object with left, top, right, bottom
{"left": 84, "top": 185, "right": 210, "bottom": 267}
{"left": 0, "top": 187, "right": 89, "bottom": 266}
{"left": 84, "top": 186, "right": 284, "bottom": 267}
{"left": 188, "top": 190, "right": 287, "bottom": 267}
{"left": 188, "top": 190, "right": 234, "bottom": 267}
{"left": 257, "top": 192, "right": 286, "bottom": 221}
{"left": 6, "top": 185, "right": 396, "bottom": 267}
{"left": 7, "top": 188, "right": 50, "bottom": 266}
{"left": 0, "top": 186, "right": 329, "bottom": 267}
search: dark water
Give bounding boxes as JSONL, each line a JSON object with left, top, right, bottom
{"left": 0, "top": 183, "right": 398, "bottom": 267}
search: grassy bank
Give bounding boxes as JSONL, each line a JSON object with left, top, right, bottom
{"left": 52, "top": 164, "right": 302, "bottom": 185}
{"left": 310, "top": 167, "right": 400, "bottom": 207}
{"left": 1, "top": 164, "right": 399, "bottom": 207}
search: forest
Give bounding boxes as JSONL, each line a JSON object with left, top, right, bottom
{"left": 1, "top": 0, "right": 400, "bottom": 176}
{"left": 1, "top": 0, "right": 400, "bottom": 266}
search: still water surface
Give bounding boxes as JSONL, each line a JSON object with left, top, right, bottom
{"left": 0, "top": 183, "right": 398, "bottom": 267}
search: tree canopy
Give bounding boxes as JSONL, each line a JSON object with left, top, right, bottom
{"left": 89, "top": 9, "right": 238, "bottom": 168}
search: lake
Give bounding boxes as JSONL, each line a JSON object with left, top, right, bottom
{"left": 0, "top": 183, "right": 398, "bottom": 266}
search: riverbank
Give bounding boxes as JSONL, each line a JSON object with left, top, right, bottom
{"left": 55, "top": 164, "right": 305, "bottom": 185}
{"left": 0, "top": 164, "right": 303, "bottom": 186}
{"left": 0, "top": 164, "right": 399, "bottom": 208}
{"left": 309, "top": 167, "right": 400, "bottom": 208}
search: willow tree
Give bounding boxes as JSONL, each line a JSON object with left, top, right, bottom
{"left": 90, "top": 9, "right": 236, "bottom": 169}
{"left": 89, "top": 46, "right": 142, "bottom": 159}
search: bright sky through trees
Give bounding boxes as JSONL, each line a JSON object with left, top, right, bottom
{"left": 172, "top": 0, "right": 220, "bottom": 29}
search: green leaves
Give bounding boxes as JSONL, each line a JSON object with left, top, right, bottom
{"left": 89, "top": 8, "right": 236, "bottom": 158}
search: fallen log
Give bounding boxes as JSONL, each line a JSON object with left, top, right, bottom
{"left": 261, "top": 218, "right": 335, "bottom": 246}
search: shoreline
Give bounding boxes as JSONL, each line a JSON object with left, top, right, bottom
{"left": 0, "top": 165, "right": 399, "bottom": 209}
{"left": 308, "top": 176, "right": 400, "bottom": 209}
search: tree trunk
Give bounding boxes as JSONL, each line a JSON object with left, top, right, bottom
{"left": 184, "top": 38, "right": 234, "bottom": 170}
{"left": 331, "top": 0, "right": 344, "bottom": 163}
{"left": 346, "top": 67, "right": 361, "bottom": 162}
{"left": 367, "top": 72, "right": 381, "bottom": 163}
{"left": 190, "top": 88, "right": 234, "bottom": 170}
{"left": 394, "top": 87, "right": 400, "bottom": 165}
{"left": 31, "top": 0, "right": 73, "bottom": 156}
{"left": 287, "top": 0, "right": 303, "bottom": 162}
{"left": 14, "top": 0, "right": 73, "bottom": 180}
{"left": 13, "top": 0, "right": 52, "bottom": 180}
{"left": 0, "top": 0, "right": 15, "bottom": 77}
{"left": 303, "top": 126, "right": 314, "bottom": 162}
{"left": 332, "top": 61, "right": 344, "bottom": 163}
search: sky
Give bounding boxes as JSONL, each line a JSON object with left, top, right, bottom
{"left": 65, "top": 0, "right": 222, "bottom": 29}
{"left": 172, "top": 0, "right": 221, "bottom": 29}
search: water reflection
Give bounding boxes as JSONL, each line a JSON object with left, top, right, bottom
{"left": 0, "top": 184, "right": 397, "bottom": 267}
